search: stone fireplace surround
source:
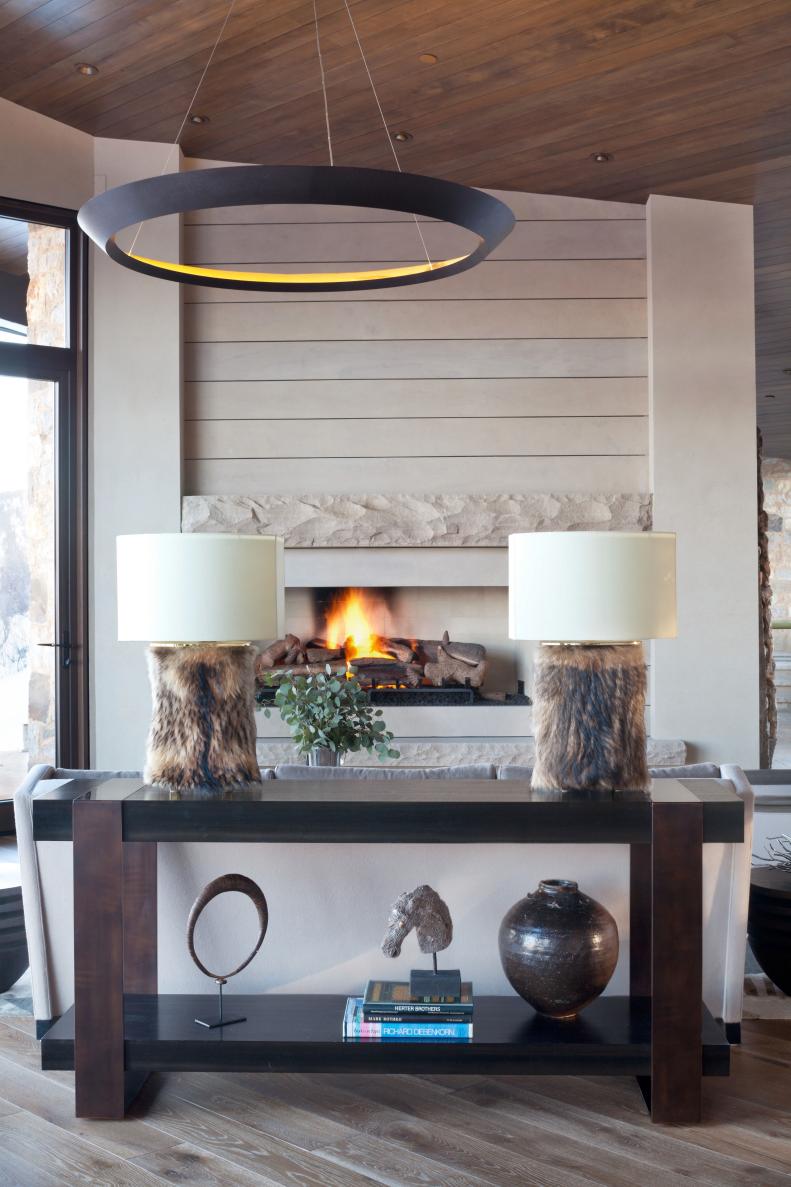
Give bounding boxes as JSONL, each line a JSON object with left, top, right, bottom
{"left": 182, "top": 492, "right": 685, "bottom": 767}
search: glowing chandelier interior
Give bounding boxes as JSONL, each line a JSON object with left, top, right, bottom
{"left": 77, "top": 0, "right": 514, "bottom": 292}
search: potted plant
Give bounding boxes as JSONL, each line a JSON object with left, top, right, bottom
{"left": 748, "top": 834, "right": 791, "bottom": 995}
{"left": 263, "top": 666, "right": 399, "bottom": 766}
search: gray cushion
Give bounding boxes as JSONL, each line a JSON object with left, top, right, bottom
{"left": 52, "top": 767, "right": 278, "bottom": 782}
{"left": 649, "top": 763, "right": 721, "bottom": 779}
{"left": 274, "top": 764, "right": 497, "bottom": 780}
{"left": 498, "top": 762, "right": 721, "bottom": 781}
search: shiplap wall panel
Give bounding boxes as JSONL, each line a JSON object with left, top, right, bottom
{"left": 186, "top": 259, "right": 646, "bottom": 303}
{"left": 187, "top": 299, "right": 646, "bottom": 342}
{"left": 183, "top": 186, "right": 648, "bottom": 497}
{"left": 185, "top": 376, "right": 647, "bottom": 421}
{"left": 186, "top": 338, "right": 647, "bottom": 382}
{"left": 186, "top": 455, "right": 647, "bottom": 496}
{"left": 184, "top": 219, "right": 646, "bottom": 264}
{"left": 186, "top": 415, "right": 644, "bottom": 461}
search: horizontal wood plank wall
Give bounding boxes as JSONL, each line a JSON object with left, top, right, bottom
{"left": 183, "top": 185, "right": 647, "bottom": 496}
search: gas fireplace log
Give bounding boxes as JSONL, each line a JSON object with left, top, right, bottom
{"left": 440, "top": 631, "right": 487, "bottom": 666}
{"left": 425, "top": 646, "right": 487, "bottom": 689}
{"left": 264, "top": 663, "right": 348, "bottom": 679}
{"left": 283, "top": 645, "right": 305, "bottom": 665}
{"left": 255, "top": 635, "right": 301, "bottom": 672}
{"left": 306, "top": 647, "right": 344, "bottom": 663}
{"left": 382, "top": 639, "right": 417, "bottom": 664}
{"left": 352, "top": 660, "right": 422, "bottom": 687}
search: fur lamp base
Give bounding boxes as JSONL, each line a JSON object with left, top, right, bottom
{"left": 145, "top": 644, "right": 261, "bottom": 791}
{"left": 532, "top": 643, "right": 649, "bottom": 792}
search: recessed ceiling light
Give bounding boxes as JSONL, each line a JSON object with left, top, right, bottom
{"left": 418, "top": 53, "right": 438, "bottom": 64}
{"left": 393, "top": 130, "right": 413, "bottom": 142}
{"left": 188, "top": 114, "right": 210, "bottom": 125}
{"left": 76, "top": 62, "right": 99, "bottom": 76}
{"left": 590, "top": 151, "right": 614, "bottom": 163}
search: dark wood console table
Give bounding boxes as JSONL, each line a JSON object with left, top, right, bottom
{"left": 33, "top": 777, "right": 744, "bottom": 1124}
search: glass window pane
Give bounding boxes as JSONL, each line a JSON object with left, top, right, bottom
{"left": 0, "top": 218, "right": 67, "bottom": 347}
{"left": 0, "top": 374, "right": 56, "bottom": 778}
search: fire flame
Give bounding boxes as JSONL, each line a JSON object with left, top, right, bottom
{"left": 325, "top": 589, "right": 392, "bottom": 660}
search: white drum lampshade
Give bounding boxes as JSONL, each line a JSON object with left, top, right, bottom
{"left": 117, "top": 533, "right": 284, "bottom": 643}
{"left": 508, "top": 531, "right": 677, "bottom": 793}
{"left": 508, "top": 531, "right": 677, "bottom": 643}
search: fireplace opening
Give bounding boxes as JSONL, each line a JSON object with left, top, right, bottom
{"left": 255, "top": 587, "right": 530, "bottom": 706}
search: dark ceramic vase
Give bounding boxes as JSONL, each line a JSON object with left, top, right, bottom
{"left": 748, "top": 867, "right": 791, "bottom": 995}
{"left": 498, "top": 879, "right": 619, "bottom": 1019}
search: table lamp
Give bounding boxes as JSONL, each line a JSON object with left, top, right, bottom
{"left": 117, "top": 533, "right": 284, "bottom": 791}
{"left": 509, "top": 531, "right": 676, "bottom": 792}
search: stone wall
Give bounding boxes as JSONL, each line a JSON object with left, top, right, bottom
{"left": 763, "top": 458, "right": 791, "bottom": 622}
{"left": 24, "top": 224, "right": 65, "bottom": 764}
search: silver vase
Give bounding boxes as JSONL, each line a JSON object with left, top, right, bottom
{"left": 307, "top": 746, "right": 341, "bottom": 767}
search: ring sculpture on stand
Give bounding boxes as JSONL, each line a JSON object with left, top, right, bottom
{"left": 187, "top": 873, "right": 269, "bottom": 1029}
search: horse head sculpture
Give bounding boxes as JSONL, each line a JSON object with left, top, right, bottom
{"left": 381, "top": 884, "right": 453, "bottom": 958}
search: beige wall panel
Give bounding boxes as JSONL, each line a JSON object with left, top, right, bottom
{"left": 186, "top": 338, "right": 647, "bottom": 382}
{"left": 185, "top": 415, "right": 646, "bottom": 460}
{"left": 186, "top": 298, "right": 646, "bottom": 342}
{"left": 185, "top": 454, "right": 648, "bottom": 496}
{"left": 185, "top": 376, "right": 648, "bottom": 421}
{"left": 648, "top": 195, "right": 759, "bottom": 767}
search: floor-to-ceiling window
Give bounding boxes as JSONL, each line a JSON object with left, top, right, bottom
{"left": 0, "top": 198, "right": 88, "bottom": 802}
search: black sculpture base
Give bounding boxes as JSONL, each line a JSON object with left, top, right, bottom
{"left": 410, "top": 967, "right": 462, "bottom": 1000}
{"left": 194, "top": 978, "right": 247, "bottom": 1030}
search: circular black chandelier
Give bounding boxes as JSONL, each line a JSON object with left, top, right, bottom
{"left": 76, "top": 0, "right": 515, "bottom": 293}
{"left": 77, "top": 164, "right": 514, "bottom": 292}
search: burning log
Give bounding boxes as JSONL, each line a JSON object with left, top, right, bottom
{"left": 352, "top": 658, "right": 422, "bottom": 688}
{"left": 256, "top": 623, "right": 488, "bottom": 692}
{"left": 381, "top": 638, "right": 417, "bottom": 664}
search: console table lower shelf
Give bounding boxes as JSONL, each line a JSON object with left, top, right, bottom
{"left": 42, "top": 993, "right": 730, "bottom": 1079}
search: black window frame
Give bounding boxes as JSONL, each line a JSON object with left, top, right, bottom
{"left": 0, "top": 194, "right": 89, "bottom": 769}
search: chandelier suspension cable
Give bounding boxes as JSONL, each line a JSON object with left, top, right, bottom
{"left": 312, "top": 0, "right": 334, "bottom": 166}
{"left": 129, "top": 0, "right": 238, "bottom": 256}
{"left": 340, "top": 0, "right": 433, "bottom": 269}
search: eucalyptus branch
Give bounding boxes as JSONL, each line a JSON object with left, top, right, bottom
{"left": 261, "top": 665, "right": 399, "bottom": 762}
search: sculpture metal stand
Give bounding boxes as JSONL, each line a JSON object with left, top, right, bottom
{"left": 186, "top": 873, "right": 269, "bottom": 1029}
{"left": 381, "top": 884, "right": 461, "bottom": 999}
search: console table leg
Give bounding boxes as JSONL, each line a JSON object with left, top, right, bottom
{"left": 74, "top": 808, "right": 155, "bottom": 1118}
{"left": 123, "top": 842, "right": 157, "bottom": 995}
{"left": 630, "top": 842, "right": 652, "bottom": 1111}
{"left": 630, "top": 842, "right": 651, "bottom": 996}
{"left": 649, "top": 800, "right": 703, "bottom": 1124}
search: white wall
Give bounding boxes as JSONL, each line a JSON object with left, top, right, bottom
{"left": 0, "top": 99, "right": 93, "bottom": 209}
{"left": 648, "top": 195, "right": 760, "bottom": 766}
{"left": 90, "top": 139, "right": 182, "bottom": 768}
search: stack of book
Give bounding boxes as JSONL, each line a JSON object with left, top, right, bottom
{"left": 343, "top": 979, "right": 474, "bottom": 1041}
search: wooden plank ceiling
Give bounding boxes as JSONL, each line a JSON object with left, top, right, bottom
{"left": 1, "top": 0, "right": 790, "bottom": 451}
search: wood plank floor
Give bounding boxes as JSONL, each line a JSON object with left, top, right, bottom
{"left": 0, "top": 1016, "right": 789, "bottom": 1186}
